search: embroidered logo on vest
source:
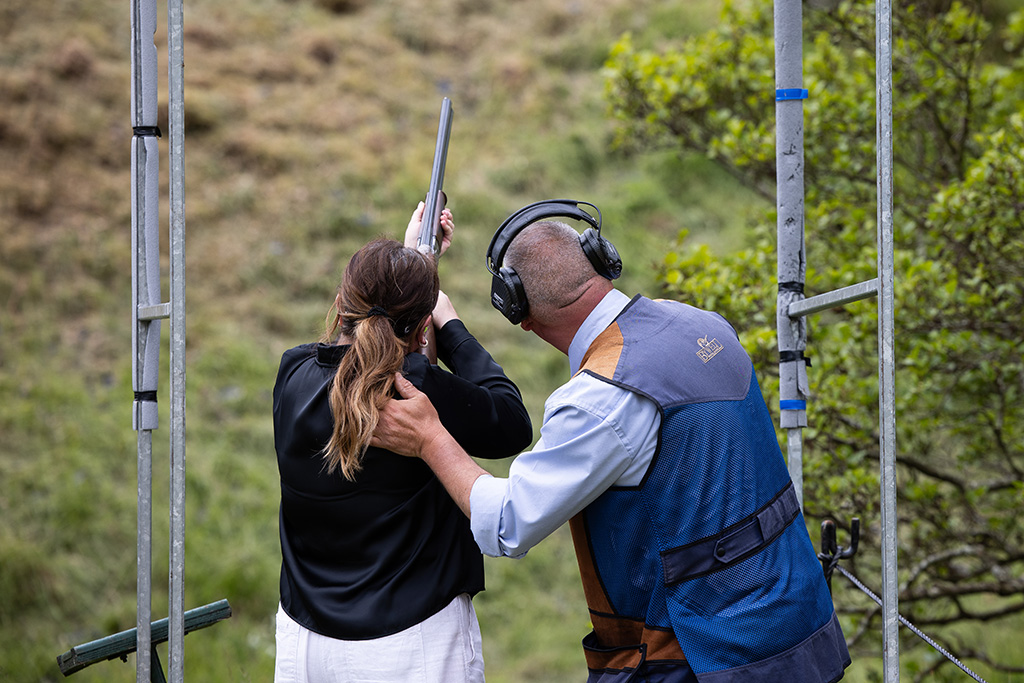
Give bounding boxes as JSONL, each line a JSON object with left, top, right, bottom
{"left": 696, "top": 335, "right": 724, "bottom": 363}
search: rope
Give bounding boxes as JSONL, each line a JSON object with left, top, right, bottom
{"left": 833, "top": 565, "right": 989, "bottom": 683}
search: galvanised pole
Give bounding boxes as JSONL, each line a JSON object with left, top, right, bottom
{"left": 130, "top": 0, "right": 160, "bottom": 679}
{"left": 167, "top": 0, "right": 187, "bottom": 679}
{"left": 773, "top": 0, "right": 809, "bottom": 507}
{"left": 876, "top": 0, "right": 900, "bottom": 676}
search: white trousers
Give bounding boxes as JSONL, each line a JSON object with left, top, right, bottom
{"left": 274, "top": 594, "right": 485, "bottom": 683}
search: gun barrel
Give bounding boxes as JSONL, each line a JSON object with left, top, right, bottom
{"left": 418, "top": 97, "right": 453, "bottom": 256}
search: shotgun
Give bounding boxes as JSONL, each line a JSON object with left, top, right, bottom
{"left": 417, "top": 97, "right": 453, "bottom": 256}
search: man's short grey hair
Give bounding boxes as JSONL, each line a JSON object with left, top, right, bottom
{"left": 504, "top": 221, "right": 596, "bottom": 317}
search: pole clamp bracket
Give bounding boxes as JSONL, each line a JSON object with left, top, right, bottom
{"left": 132, "top": 126, "right": 163, "bottom": 137}
{"left": 778, "top": 280, "right": 804, "bottom": 294}
{"left": 779, "top": 350, "right": 811, "bottom": 367}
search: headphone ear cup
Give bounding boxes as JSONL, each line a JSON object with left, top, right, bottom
{"left": 491, "top": 267, "right": 528, "bottom": 324}
{"left": 579, "top": 228, "right": 622, "bottom": 281}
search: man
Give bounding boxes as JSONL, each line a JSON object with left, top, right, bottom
{"left": 372, "top": 200, "right": 851, "bottom": 682}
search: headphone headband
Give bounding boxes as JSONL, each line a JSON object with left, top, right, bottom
{"left": 486, "top": 199, "right": 601, "bottom": 275}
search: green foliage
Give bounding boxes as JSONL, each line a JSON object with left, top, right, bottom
{"left": 606, "top": 0, "right": 1024, "bottom": 677}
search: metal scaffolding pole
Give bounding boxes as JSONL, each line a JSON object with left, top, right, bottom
{"left": 876, "top": 0, "right": 901, "bottom": 675}
{"left": 167, "top": 0, "right": 187, "bottom": 679}
{"left": 130, "top": 0, "right": 160, "bottom": 679}
{"left": 773, "top": 0, "right": 809, "bottom": 508}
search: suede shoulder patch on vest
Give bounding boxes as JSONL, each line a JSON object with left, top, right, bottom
{"left": 577, "top": 321, "right": 624, "bottom": 379}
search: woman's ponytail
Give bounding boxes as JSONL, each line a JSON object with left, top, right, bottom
{"left": 320, "top": 239, "right": 438, "bottom": 479}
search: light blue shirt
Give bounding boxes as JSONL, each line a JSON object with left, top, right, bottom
{"left": 469, "top": 289, "right": 661, "bottom": 558}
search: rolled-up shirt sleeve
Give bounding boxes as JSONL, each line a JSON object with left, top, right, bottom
{"left": 469, "top": 373, "right": 660, "bottom": 558}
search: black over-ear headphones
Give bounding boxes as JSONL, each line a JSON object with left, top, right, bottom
{"left": 485, "top": 199, "right": 622, "bottom": 324}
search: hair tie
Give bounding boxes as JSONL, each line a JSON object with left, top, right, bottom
{"left": 366, "top": 306, "right": 389, "bottom": 319}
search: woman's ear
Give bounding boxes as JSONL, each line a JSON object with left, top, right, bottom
{"left": 419, "top": 314, "right": 433, "bottom": 347}
{"left": 405, "top": 314, "right": 432, "bottom": 355}
{"left": 411, "top": 314, "right": 437, "bottom": 364}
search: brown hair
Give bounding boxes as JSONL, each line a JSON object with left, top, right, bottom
{"left": 320, "top": 238, "right": 439, "bottom": 479}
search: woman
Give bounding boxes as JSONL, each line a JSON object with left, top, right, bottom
{"left": 272, "top": 204, "right": 532, "bottom": 683}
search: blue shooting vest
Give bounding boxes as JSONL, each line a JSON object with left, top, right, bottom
{"left": 570, "top": 296, "right": 850, "bottom": 683}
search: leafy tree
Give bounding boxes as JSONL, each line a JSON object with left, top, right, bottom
{"left": 605, "top": 0, "right": 1024, "bottom": 678}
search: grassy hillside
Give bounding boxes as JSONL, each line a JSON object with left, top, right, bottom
{"left": 0, "top": 0, "right": 763, "bottom": 680}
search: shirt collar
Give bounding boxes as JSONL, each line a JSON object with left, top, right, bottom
{"left": 568, "top": 289, "right": 631, "bottom": 375}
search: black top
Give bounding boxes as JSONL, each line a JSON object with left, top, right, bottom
{"left": 273, "top": 319, "right": 532, "bottom": 639}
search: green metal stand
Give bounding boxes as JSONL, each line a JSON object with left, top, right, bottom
{"left": 56, "top": 599, "right": 231, "bottom": 679}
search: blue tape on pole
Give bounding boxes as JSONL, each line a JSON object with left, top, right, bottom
{"left": 780, "top": 400, "right": 807, "bottom": 411}
{"left": 776, "top": 88, "right": 809, "bottom": 101}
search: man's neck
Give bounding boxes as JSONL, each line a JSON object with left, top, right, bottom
{"left": 536, "top": 279, "right": 608, "bottom": 354}
{"left": 567, "top": 288, "right": 632, "bottom": 374}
